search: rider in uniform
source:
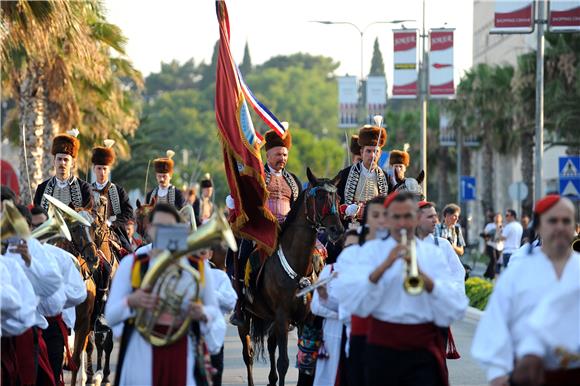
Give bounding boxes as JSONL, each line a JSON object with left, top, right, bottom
{"left": 34, "top": 130, "right": 92, "bottom": 210}
{"left": 90, "top": 140, "right": 134, "bottom": 252}
{"left": 229, "top": 128, "right": 301, "bottom": 325}
{"left": 336, "top": 125, "right": 388, "bottom": 225}
{"left": 146, "top": 150, "right": 185, "bottom": 210}
{"left": 387, "top": 148, "right": 425, "bottom": 197}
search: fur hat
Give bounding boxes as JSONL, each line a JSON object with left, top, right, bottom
{"left": 350, "top": 134, "right": 361, "bottom": 156}
{"left": 357, "top": 125, "right": 387, "bottom": 148}
{"left": 51, "top": 129, "right": 80, "bottom": 158}
{"left": 389, "top": 150, "right": 410, "bottom": 167}
{"left": 91, "top": 139, "right": 116, "bottom": 166}
{"left": 200, "top": 173, "right": 213, "bottom": 188}
{"left": 264, "top": 129, "right": 292, "bottom": 151}
{"left": 153, "top": 150, "right": 175, "bottom": 174}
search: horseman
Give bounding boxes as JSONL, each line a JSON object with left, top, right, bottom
{"left": 146, "top": 150, "right": 185, "bottom": 210}
{"left": 387, "top": 148, "right": 425, "bottom": 198}
{"left": 90, "top": 140, "right": 134, "bottom": 252}
{"left": 229, "top": 127, "right": 301, "bottom": 326}
{"left": 349, "top": 134, "right": 362, "bottom": 164}
{"left": 336, "top": 125, "right": 388, "bottom": 224}
{"left": 34, "top": 130, "right": 92, "bottom": 210}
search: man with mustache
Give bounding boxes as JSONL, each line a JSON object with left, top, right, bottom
{"left": 146, "top": 150, "right": 185, "bottom": 210}
{"left": 33, "top": 130, "right": 92, "bottom": 210}
{"left": 472, "top": 195, "right": 579, "bottom": 386}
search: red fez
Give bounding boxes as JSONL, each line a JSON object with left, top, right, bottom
{"left": 534, "top": 195, "right": 560, "bottom": 215}
{"left": 383, "top": 192, "right": 399, "bottom": 209}
{"left": 418, "top": 201, "right": 435, "bottom": 209}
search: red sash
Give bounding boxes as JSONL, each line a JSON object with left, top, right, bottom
{"left": 367, "top": 318, "right": 449, "bottom": 386}
{"left": 350, "top": 316, "right": 369, "bottom": 337}
{"left": 45, "top": 314, "right": 77, "bottom": 372}
{"left": 152, "top": 325, "right": 188, "bottom": 386}
{"left": 544, "top": 367, "right": 580, "bottom": 385}
{"left": 7, "top": 328, "right": 56, "bottom": 386}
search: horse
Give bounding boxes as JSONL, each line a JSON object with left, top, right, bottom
{"left": 134, "top": 198, "right": 155, "bottom": 245}
{"left": 238, "top": 168, "right": 344, "bottom": 386}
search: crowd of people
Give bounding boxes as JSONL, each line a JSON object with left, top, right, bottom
{"left": 1, "top": 124, "right": 579, "bottom": 386}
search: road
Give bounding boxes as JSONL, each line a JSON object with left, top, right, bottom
{"left": 67, "top": 316, "right": 487, "bottom": 386}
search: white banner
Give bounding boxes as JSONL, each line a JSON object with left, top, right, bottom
{"left": 549, "top": 0, "right": 580, "bottom": 32}
{"left": 338, "top": 76, "right": 358, "bottom": 128}
{"left": 366, "top": 76, "right": 386, "bottom": 119}
{"left": 491, "top": 0, "right": 534, "bottom": 33}
{"left": 429, "top": 29, "right": 455, "bottom": 98}
{"left": 392, "top": 29, "right": 418, "bottom": 99}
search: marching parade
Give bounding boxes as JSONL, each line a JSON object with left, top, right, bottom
{"left": 1, "top": 1, "right": 580, "bottom": 386}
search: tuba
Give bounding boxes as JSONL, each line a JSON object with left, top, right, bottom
{"left": 134, "top": 211, "right": 237, "bottom": 346}
{"left": 1, "top": 201, "right": 31, "bottom": 242}
{"left": 401, "top": 229, "right": 424, "bottom": 295}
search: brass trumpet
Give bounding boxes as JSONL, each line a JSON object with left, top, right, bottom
{"left": 134, "top": 211, "right": 237, "bottom": 347}
{"left": 400, "top": 229, "right": 424, "bottom": 295}
{"left": 572, "top": 236, "right": 580, "bottom": 253}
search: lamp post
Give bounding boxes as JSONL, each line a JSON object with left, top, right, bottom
{"left": 311, "top": 19, "right": 414, "bottom": 124}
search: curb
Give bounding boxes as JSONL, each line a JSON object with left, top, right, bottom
{"left": 464, "top": 306, "right": 484, "bottom": 322}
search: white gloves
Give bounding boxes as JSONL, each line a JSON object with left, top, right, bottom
{"left": 345, "top": 204, "right": 359, "bottom": 218}
{"left": 225, "top": 195, "right": 235, "bottom": 210}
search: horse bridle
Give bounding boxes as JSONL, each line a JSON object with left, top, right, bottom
{"left": 304, "top": 183, "right": 339, "bottom": 232}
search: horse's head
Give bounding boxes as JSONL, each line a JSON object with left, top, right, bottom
{"left": 304, "top": 167, "right": 344, "bottom": 242}
{"left": 68, "top": 208, "right": 100, "bottom": 273}
{"left": 135, "top": 198, "right": 155, "bottom": 243}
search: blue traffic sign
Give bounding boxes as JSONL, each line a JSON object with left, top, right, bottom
{"left": 559, "top": 156, "right": 580, "bottom": 200}
{"left": 460, "top": 176, "right": 476, "bottom": 202}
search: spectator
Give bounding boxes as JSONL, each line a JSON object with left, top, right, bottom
{"left": 520, "top": 214, "right": 532, "bottom": 245}
{"left": 482, "top": 213, "right": 503, "bottom": 280}
{"left": 499, "top": 209, "right": 523, "bottom": 268}
{"left": 435, "top": 203, "right": 466, "bottom": 256}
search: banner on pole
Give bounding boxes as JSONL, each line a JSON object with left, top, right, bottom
{"left": 548, "top": 0, "right": 580, "bottom": 32}
{"left": 366, "top": 76, "right": 386, "bottom": 121}
{"left": 338, "top": 76, "right": 358, "bottom": 128}
{"left": 491, "top": 0, "right": 534, "bottom": 34}
{"left": 429, "top": 29, "right": 455, "bottom": 98}
{"left": 392, "top": 29, "right": 418, "bottom": 99}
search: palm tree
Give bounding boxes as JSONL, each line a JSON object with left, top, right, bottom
{"left": 1, "top": 0, "right": 142, "bottom": 201}
{"left": 450, "top": 64, "right": 517, "bottom": 217}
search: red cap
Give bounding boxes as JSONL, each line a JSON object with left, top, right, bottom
{"left": 383, "top": 192, "right": 399, "bottom": 209}
{"left": 534, "top": 194, "right": 560, "bottom": 215}
{"left": 418, "top": 200, "right": 435, "bottom": 209}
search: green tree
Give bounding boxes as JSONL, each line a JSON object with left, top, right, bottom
{"left": 369, "top": 37, "right": 385, "bottom": 76}
{"left": 239, "top": 41, "right": 252, "bottom": 75}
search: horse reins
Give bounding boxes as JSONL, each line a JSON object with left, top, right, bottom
{"left": 304, "top": 184, "right": 338, "bottom": 232}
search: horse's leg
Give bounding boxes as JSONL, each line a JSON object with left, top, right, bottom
{"left": 95, "top": 330, "right": 104, "bottom": 372}
{"left": 274, "top": 312, "right": 290, "bottom": 386}
{"left": 102, "top": 328, "right": 114, "bottom": 384}
{"left": 267, "top": 332, "right": 278, "bottom": 386}
{"left": 85, "top": 332, "right": 95, "bottom": 384}
{"left": 237, "top": 322, "right": 254, "bottom": 386}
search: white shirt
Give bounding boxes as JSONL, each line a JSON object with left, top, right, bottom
{"left": 105, "top": 250, "right": 222, "bottom": 385}
{"left": 334, "top": 237, "right": 468, "bottom": 327}
{"left": 333, "top": 243, "right": 362, "bottom": 323}
{"left": 516, "top": 255, "right": 580, "bottom": 370}
{"left": 484, "top": 222, "right": 504, "bottom": 251}
{"left": 157, "top": 186, "right": 169, "bottom": 197}
{"left": 210, "top": 268, "right": 237, "bottom": 315}
{"left": 0, "top": 255, "right": 37, "bottom": 336}
{"left": 267, "top": 164, "right": 283, "bottom": 177}
{"left": 502, "top": 221, "right": 524, "bottom": 254}
{"left": 422, "top": 234, "right": 466, "bottom": 288}
{"left": 42, "top": 243, "right": 87, "bottom": 327}
{"left": 471, "top": 249, "right": 580, "bottom": 381}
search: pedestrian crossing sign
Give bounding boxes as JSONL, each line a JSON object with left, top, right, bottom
{"left": 559, "top": 156, "right": 580, "bottom": 200}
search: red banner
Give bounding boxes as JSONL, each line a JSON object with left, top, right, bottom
{"left": 392, "top": 30, "right": 418, "bottom": 99}
{"left": 492, "top": 1, "right": 534, "bottom": 33}
{"left": 215, "top": 0, "right": 278, "bottom": 255}
{"left": 429, "top": 29, "right": 455, "bottom": 98}
{"left": 549, "top": 1, "right": 580, "bottom": 31}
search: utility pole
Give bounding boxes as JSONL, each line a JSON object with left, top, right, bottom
{"left": 419, "top": 0, "right": 428, "bottom": 198}
{"left": 534, "top": 0, "right": 545, "bottom": 203}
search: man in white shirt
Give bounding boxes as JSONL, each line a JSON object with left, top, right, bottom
{"left": 334, "top": 192, "right": 468, "bottom": 386}
{"left": 500, "top": 209, "right": 524, "bottom": 268}
{"left": 471, "top": 195, "right": 579, "bottom": 386}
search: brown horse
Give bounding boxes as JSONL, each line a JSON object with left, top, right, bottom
{"left": 238, "top": 168, "right": 343, "bottom": 386}
{"left": 134, "top": 198, "right": 156, "bottom": 245}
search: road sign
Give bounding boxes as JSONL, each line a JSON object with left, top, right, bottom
{"left": 559, "top": 156, "right": 580, "bottom": 200}
{"left": 508, "top": 181, "right": 528, "bottom": 201}
{"left": 460, "top": 176, "right": 476, "bottom": 202}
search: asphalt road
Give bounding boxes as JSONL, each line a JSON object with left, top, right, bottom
{"left": 66, "top": 316, "right": 487, "bottom": 386}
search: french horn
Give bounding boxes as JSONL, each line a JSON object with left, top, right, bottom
{"left": 134, "top": 211, "right": 237, "bottom": 346}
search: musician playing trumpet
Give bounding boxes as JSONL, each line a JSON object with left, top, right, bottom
{"left": 333, "top": 192, "right": 467, "bottom": 386}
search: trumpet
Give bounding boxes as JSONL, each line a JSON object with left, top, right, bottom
{"left": 400, "top": 229, "right": 424, "bottom": 296}
{"left": 134, "top": 211, "right": 237, "bottom": 347}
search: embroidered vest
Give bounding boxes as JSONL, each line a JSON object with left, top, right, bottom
{"left": 149, "top": 186, "right": 176, "bottom": 207}
{"left": 40, "top": 176, "right": 83, "bottom": 211}
{"left": 264, "top": 168, "right": 299, "bottom": 202}
{"left": 343, "top": 162, "right": 388, "bottom": 205}
{"left": 92, "top": 181, "right": 122, "bottom": 217}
